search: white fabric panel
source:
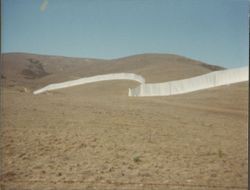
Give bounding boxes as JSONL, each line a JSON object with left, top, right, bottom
{"left": 214, "top": 67, "right": 248, "bottom": 86}
{"left": 34, "top": 73, "right": 145, "bottom": 94}
{"left": 129, "top": 66, "right": 248, "bottom": 97}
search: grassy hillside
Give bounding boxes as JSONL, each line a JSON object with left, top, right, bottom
{"left": 2, "top": 53, "right": 223, "bottom": 89}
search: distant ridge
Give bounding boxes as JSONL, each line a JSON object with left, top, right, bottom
{"left": 2, "top": 52, "right": 224, "bottom": 68}
{"left": 2, "top": 52, "right": 225, "bottom": 89}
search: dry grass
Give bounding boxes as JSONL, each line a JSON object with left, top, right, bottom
{"left": 0, "top": 53, "right": 248, "bottom": 190}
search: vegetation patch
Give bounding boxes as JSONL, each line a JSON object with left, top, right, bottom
{"left": 22, "top": 58, "right": 49, "bottom": 79}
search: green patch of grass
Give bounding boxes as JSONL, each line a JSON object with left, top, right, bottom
{"left": 133, "top": 156, "right": 141, "bottom": 163}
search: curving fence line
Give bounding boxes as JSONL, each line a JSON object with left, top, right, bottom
{"left": 33, "top": 73, "right": 145, "bottom": 94}
{"left": 34, "top": 67, "right": 248, "bottom": 96}
{"left": 128, "top": 66, "right": 248, "bottom": 97}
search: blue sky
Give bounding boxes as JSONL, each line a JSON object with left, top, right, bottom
{"left": 2, "top": 0, "right": 249, "bottom": 68}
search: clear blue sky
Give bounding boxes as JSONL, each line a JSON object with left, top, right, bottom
{"left": 2, "top": 0, "right": 249, "bottom": 68}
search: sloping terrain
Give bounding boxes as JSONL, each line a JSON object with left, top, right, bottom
{"left": 0, "top": 53, "right": 247, "bottom": 190}
{"left": 1, "top": 52, "right": 223, "bottom": 89}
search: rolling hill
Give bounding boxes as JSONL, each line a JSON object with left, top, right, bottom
{"left": 1, "top": 52, "right": 223, "bottom": 89}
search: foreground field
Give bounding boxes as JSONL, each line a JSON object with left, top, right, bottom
{"left": 0, "top": 53, "right": 248, "bottom": 189}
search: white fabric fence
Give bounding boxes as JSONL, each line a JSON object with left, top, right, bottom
{"left": 33, "top": 73, "right": 145, "bottom": 94}
{"left": 129, "top": 66, "right": 249, "bottom": 97}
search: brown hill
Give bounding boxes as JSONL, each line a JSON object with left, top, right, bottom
{"left": 1, "top": 52, "right": 247, "bottom": 190}
{"left": 1, "top": 52, "right": 223, "bottom": 89}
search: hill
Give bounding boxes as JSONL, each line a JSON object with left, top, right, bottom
{"left": 1, "top": 52, "right": 223, "bottom": 89}
{"left": 0, "top": 53, "right": 247, "bottom": 190}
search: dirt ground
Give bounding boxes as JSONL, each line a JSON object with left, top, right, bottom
{"left": 0, "top": 53, "right": 248, "bottom": 189}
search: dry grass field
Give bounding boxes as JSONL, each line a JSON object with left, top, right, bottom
{"left": 0, "top": 53, "right": 248, "bottom": 190}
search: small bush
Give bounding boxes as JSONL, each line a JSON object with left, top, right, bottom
{"left": 133, "top": 156, "right": 141, "bottom": 163}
